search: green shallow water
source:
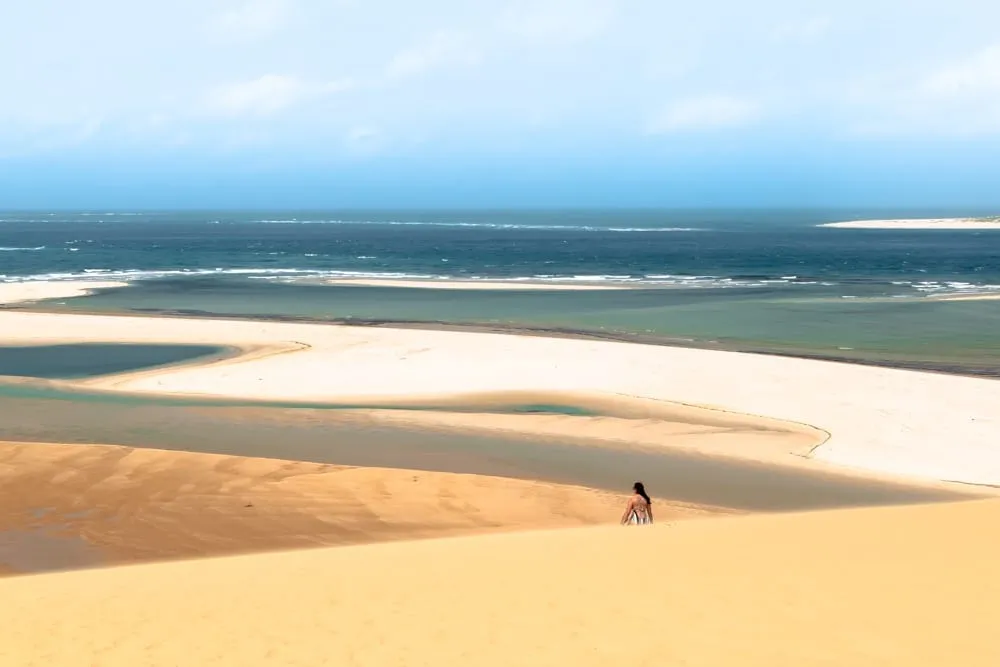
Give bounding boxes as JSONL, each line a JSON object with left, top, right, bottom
{"left": 0, "top": 392, "right": 964, "bottom": 512}
{"left": 0, "top": 380, "right": 599, "bottom": 416}
{"left": 0, "top": 343, "right": 228, "bottom": 379}
{"left": 32, "top": 278, "right": 1000, "bottom": 376}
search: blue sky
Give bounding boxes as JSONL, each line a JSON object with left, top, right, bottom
{"left": 2, "top": 0, "right": 999, "bottom": 208}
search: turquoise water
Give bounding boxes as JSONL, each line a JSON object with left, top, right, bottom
{"left": 0, "top": 379, "right": 598, "bottom": 416}
{"left": 41, "top": 278, "right": 1000, "bottom": 376}
{"left": 0, "top": 393, "right": 962, "bottom": 511}
{"left": 3, "top": 209, "right": 999, "bottom": 374}
{"left": 0, "top": 344, "right": 227, "bottom": 379}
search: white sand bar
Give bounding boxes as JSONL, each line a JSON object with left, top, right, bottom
{"left": 821, "top": 218, "right": 1000, "bottom": 229}
{"left": 1, "top": 309, "right": 998, "bottom": 485}
{"left": 0, "top": 280, "right": 127, "bottom": 305}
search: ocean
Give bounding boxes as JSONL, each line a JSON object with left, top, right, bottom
{"left": 2, "top": 208, "right": 999, "bottom": 374}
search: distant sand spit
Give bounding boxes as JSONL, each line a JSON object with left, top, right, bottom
{"left": 2, "top": 499, "right": 998, "bottom": 665}
{"left": 0, "top": 281, "right": 127, "bottom": 305}
{"left": 821, "top": 218, "right": 1000, "bottom": 229}
{"left": 927, "top": 293, "right": 1000, "bottom": 302}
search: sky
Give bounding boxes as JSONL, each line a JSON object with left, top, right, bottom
{"left": 1, "top": 0, "right": 999, "bottom": 208}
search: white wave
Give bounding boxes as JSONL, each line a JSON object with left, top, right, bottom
{"left": 252, "top": 219, "right": 704, "bottom": 232}
{"left": 77, "top": 212, "right": 145, "bottom": 216}
{"left": 5, "top": 267, "right": 995, "bottom": 296}
{"left": 909, "top": 280, "right": 1000, "bottom": 297}
{"left": 0, "top": 246, "right": 45, "bottom": 251}
{"left": 0, "top": 268, "right": 440, "bottom": 284}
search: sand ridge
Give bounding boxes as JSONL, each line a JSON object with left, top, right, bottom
{"left": 1, "top": 499, "right": 998, "bottom": 665}
{"left": 1, "top": 440, "right": 727, "bottom": 575}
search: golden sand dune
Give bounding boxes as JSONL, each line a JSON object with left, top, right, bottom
{"left": 0, "top": 441, "right": 719, "bottom": 575}
{"left": 1, "top": 499, "right": 997, "bottom": 665}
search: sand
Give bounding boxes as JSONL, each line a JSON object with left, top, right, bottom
{"left": 1, "top": 281, "right": 996, "bottom": 664}
{"left": 1, "top": 305, "right": 998, "bottom": 485}
{"left": 928, "top": 293, "right": 1000, "bottom": 301}
{"left": 821, "top": 218, "right": 1000, "bottom": 229}
{"left": 0, "top": 280, "right": 127, "bottom": 305}
{"left": 340, "top": 399, "right": 826, "bottom": 464}
{"left": 1, "top": 440, "right": 722, "bottom": 575}
{"left": 0, "top": 498, "right": 997, "bottom": 665}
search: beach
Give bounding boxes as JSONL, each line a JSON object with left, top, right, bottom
{"left": 1, "top": 279, "right": 999, "bottom": 664}
{"left": 1, "top": 280, "right": 999, "bottom": 485}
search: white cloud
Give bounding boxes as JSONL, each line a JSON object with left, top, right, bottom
{"left": 0, "top": 116, "right": 106, "bottom": 158}
{"left": 848, "top": 44, "right": 1000, "bottom": 136}
{"left": 385, "top": 31, "right": 482, "bottom": 79}
{"left": 206, "top": 0, "right": 293, "bottom": 42}
{"left": 205, "top": 75, "right": 353, "bottom": 116}
{"left": 501, "top": 0, "right": 618, "bottom": 45}
{"left": 772, "top": 16, "right": 832, "bottom": 43}
{"left": 646, "top": 95, "right": 761, "bottom": 133}
{"left": 920, "top": 44, "right": 1000, "bottom": 98}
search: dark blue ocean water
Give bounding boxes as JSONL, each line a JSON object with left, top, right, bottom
{"left": 1, "top": 209, "right": 999, "bottom": 292}
{"left": 2, "top": 209, "right": 999, "bottom": 374}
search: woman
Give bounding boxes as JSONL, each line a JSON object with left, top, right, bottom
{"left": 621, "top": 481, "right": 653, "bottom": 525}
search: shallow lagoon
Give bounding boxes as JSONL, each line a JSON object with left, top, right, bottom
{"left": 35, "top": 277, "right": 1000, "bottom": 377}
{"left": 0, "top": 386, "right": 962, "bottom": 512}
{"left": 0, "top": 343, "right": 228, "bottom": 379}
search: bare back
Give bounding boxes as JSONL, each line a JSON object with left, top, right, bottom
{"left": 623, "top": 493, "right": 652, "bottom": 525}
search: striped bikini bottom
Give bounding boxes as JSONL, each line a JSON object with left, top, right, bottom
{"left": 627, "top": 511, "right": 651, "bottom": 525}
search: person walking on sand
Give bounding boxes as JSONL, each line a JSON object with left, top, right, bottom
{"left": 621, "top": 481, "right": 653, "bottom": 525}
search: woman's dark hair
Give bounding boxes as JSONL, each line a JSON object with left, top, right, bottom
{"left": 633, "top": 481, "right": 651, "bottom": 505}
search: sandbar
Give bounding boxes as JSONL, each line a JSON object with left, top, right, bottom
{"left": 0, "top": 306, "right": 997, "bottom": 485}
{"left": 820, "top": 217, "right": 1000, "bottom": 229}
{"left": 0, "top": 280, "right": 127, "bottom": 305}
{"left": 927, "top": 293, "right": 1000, "bottom": 302}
